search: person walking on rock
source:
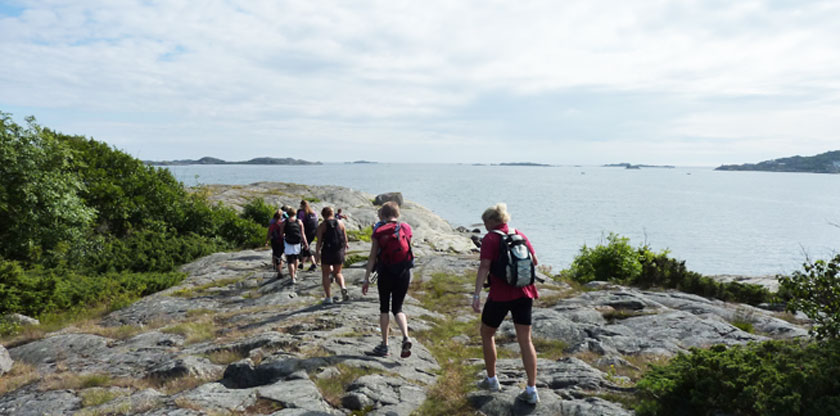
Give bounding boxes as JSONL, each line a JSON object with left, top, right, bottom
{"left": 362, "top": 202, "right": 414, "bottom": 358}
{"left": 297, "top": 200, "right": 320, "bottom": 272}
{"left": 265, "top": 210, "right": 285, "bottom": 278}
{"left": 316, "top": 206, "right": 350, "bottom": 305}
{"left": 472, "top": 202, "right": 541, "bottom": 405}
{"left": 279, "top": 207, "right": 309, "bottom": 284}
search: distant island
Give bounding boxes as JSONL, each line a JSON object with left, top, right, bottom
{"left": 715, "top": 150, "right": 840, "bottom": 174}
{"left": 146, "top": 156, "right": 321, "bottom": 166}
{"left": 497, "top": 162, "right": 551, "bottom": 167}
{"left": 603, "top": 163, "right": 675, "bottom": 169}
{"left": 345, "top": 160, "right": 378, "bottom": 164}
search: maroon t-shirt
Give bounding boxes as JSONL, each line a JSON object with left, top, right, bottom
{"left": 480, "top": 223, "right": 538, "bottom": 302}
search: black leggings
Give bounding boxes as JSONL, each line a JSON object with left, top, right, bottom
{"left": 377, "top": 269, "right": 411, "bottom": 315}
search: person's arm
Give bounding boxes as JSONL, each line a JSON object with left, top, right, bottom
{"left": 362, "top": 239, "right": 379, "bottom": 296}
{"left": 278, "top": 223, "right": 285, "bottom": 244}
{"left": 265, "top": 225, "right": 272, "bottom": 246}
{"left": 315, "top": 222, "right": 325, "bottom": 262}
{"left": 299, "top": 219, "right": 308, "bottom": 247}
{"left": 341, "top": 222, "right": 349, "bottom": 250}
{"left": 472, "top": 258, "right": 492, "bottom": 313}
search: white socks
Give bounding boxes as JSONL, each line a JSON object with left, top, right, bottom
{"left": 525, "top": 384, "right": 536, "bottom": 394}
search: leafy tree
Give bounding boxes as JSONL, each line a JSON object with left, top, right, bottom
{"left": 779, "top": 254, "right": 840, "bottom": 339}
{"left": 241, "top": 197, "right": 276, "bottom": 226}
{"left": 0, "top": 113, "right": 95, "bottom": 263}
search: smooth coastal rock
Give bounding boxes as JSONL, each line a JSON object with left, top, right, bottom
{"left": 1, "top": 182, "right": 810, "bottom": 416}
{"left": 0, "top": 345, "right": 11, "bottom": 376}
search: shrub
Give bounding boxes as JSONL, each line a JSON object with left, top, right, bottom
{"left": 240, "top": 198, "right": 276, "bottom": 226}
{"left": 636, "top": 340, "right": 840, "bottom": 416}
{"left": 779, "top": 254, "right": 840, "bottom": 339}
{"left": 569, "top": 233, "right": 641, "bottom": 283}
{"left": 565, "top": 235, "right": 772, "bottom": 305}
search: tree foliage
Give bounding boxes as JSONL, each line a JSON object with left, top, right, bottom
{"left": 0, "top": 112, "right": 266, "bottom": 319}
{"left": 779, "top": 254, "right": 840, "bottom": 339}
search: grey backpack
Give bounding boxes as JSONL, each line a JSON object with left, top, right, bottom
{"left": 490, "top": 228, "right": 536, "bottom": 288}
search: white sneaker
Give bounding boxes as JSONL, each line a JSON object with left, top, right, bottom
{"left": 323, "top": 297, "right": 333, "bottom": 305}
{"left": 477, "top": 377, "right": 501, "bottom": 392}
{"left": 516, "top": 388, "right": 539, "bottom": 405}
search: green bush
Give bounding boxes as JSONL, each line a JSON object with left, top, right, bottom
{"left": 241, "top": 198, "right": 276, "bottom": 226}
{"left": 779, "top": 254, "right": 840, "bottom": 339}
{"left": 636, "top": 340, "right": 840, "bottom": 416}
{"left": 0, "top": 112, "right": 265, "bottom": 321}
{"left": 565, "top": 234, "right": 772, "bottom": 305}
{"left": 568, "top": 233, "right": 642, "bottom": 283}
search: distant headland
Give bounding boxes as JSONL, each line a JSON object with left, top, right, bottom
{"left": 145, "top": 156, "right": 321, "bottom": 166}
{"left": 603, "top": 163, "right": 675, "bottom": 169}
{"left": 497, "top": 162, "right": 551, "bottom": 167}
{"left": 715, "top": 150, "right": 840, "bottom": 174}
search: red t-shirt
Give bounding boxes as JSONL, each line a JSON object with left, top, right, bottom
{"left": 480, "top": 223, "right": 538, "bottom": 302}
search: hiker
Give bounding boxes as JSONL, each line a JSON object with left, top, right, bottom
{"left": 265, "top": 210, "right": 285, "bottom": 278}
{"left": 362, "top": 201, "right": 414, "bottom": 358}
{"left": 297, "top": 200, "right": 320, "bottom": 272}
{"left": 279, "top": 206, "right": 309, "bottom": 284}
{"left": 472, "top": 202, "right": 540, "bottom": 405}
{"left": 335, "top": 208, "right": 346, "bottom": 220}
{"left": 315, "top": 206, "right": 350, "bottom": 304}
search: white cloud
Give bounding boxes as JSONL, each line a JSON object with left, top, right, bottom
{"left": 1, "top": 0, "right": 839, "bottom": 163}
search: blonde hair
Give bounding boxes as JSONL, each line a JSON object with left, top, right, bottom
{"left": 481, "top": 203, "right": 510, "bottom": 225}
{"left": 379, "top": 201, "right": 400, "bottom": 219}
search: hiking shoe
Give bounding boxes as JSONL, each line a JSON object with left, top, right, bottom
{"left": 367, "top": 343, "right": 389, "bottom": 357}
{"left": 341, "top": 288, "right": 349, "bottom": 302}
{"left": 308, "top": 264, "right": 317, "bottom": 272}
{"left": 400, "top": 337, "right": 412, "bottom": 358}
{"left": 516, "top": 389, "right": 539, "bottom": 405}
{"left": 323, "top": 297, "right": 333, "bottom": 305}
{"left": 477, "top": 377, "right": 501, "bottom": 392}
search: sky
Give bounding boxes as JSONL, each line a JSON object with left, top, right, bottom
{"left": 1, "top": 0, "right": 839, "bottom": 166}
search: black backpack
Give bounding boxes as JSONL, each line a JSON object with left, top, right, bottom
{"left": 283, "top": 219, "right": 302, "bottom": 244}
{"left": 304, "top": 213, "right": 318, "bottom": 235}
{"left": 322, "top": 219, "right": 343, "bottom": 250}
{"left": 489, "top": 228, "right": 535, "bottom": 288}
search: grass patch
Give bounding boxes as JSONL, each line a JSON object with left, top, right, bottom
{"left": 601, "top": 308, "right": 652, "bottom": 322}
{"left": 205, "top": 349, "right": 249, "bottom": 365}
{"left": 532, "top": 337, "right": 568, "bottom": 360}
{"left": 312, "top": 364, "right": 384, "bottom": 408}
{"left": 410, "top": 270, "right": 487, "bottom": 416}
{"left": 730, "top": 306, "right": 757, "bottom": 334}
{"left": 39, "top": 372, "right": 113, "bottom": 391}
{"left": 161, "top": 321, "right": 216, "bottom": 344}
{"left": 343, "top": 254, "right": 368, "bottom": 268}
{"left": 186, "top": 308, "right": 215, "bottom": 318}
{"left": 171, "top": 277, "right": 243, "bottom": 298}
{"left": 346, "top": 226, "right": 373, "bottom": 243}
{"left": 79, "top": 388, "right": 128, "bottom": 407}
{"left": 594, "top": 392, "right": 640, "bottom": 410}
{"left": 242, "top": 397, "right": 285, "bottom": 414}
{"left": 303, "top": 196, "right": 321, "bottom": 203}
{"left": 0, "top": 362, "right": 39, "bottom": 395}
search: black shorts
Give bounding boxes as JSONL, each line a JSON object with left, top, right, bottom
{"left": 271, "top": 240, "right": 284, "bottom": 261}
{"left": 481, "top": 297, "right": 533, "bottom": 328}
{"left": 321, "top": 247, "right": 345, "bottom": 266}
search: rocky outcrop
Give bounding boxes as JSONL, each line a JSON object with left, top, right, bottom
{"left": 0, "top": 345, "right": 11, "bottom": 376}
{"left": 0, "top": 182, "right": 810, "bottom": 415}
{"left": 373, "top": 192, "right": 404, "bottom": 207}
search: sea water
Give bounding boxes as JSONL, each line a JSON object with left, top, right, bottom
{"left": 163, "top": 163, "right": 840, "bottom": 277}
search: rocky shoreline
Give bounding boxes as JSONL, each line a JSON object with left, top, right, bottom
{"left": 0, "top": 182, "right": 809, "bottom": 415}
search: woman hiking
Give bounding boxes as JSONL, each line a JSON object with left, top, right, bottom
{"left": 362, "top": 202, "right": 414, "bottom": 358}
{"left": 279, "top": 206, "right": 309, "bottom": 284}
{"left": 315, "top": 206, "right": 350, "bottom": 305}
{"left": 297, "top": 200, "right": 320, "bottom": 272}
{"left": 472, "top": 203, "right": 540, "bottom": 405}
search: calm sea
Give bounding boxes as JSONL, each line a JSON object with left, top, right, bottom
{"left": 163, "top": 164, "right": 840, "bottom": 277}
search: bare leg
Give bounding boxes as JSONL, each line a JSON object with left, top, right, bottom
{"left": 480, "top": 323, "right": 498, "bottom": 378}
{"left": 514, "top": 323, "right": 537, "bottom": 386}
{"left": 379, "top": 313, "right": 390, "bottom": 345}
{"left": 334, "top": 264, "right": 346, "bottom": 289}
{"left": 321, "top": 266, "right": 332, "bottom": 298}
{"left": 393, "top": 312, "right": 409, "bottom": 339}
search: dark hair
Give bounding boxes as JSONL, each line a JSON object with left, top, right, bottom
{"left": 321, "top": 206, "right": 334, "bottom": 218}
{"left": 380, "top": 201, "right": 400, "bottom": 219}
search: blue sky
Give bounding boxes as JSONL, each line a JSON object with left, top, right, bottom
{"left": 2, "top": 0, "right": 839, "bottom": 165}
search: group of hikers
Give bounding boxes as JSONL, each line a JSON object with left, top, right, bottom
{"left": 265, "top": 200, "right": 541, "bottom": 405}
